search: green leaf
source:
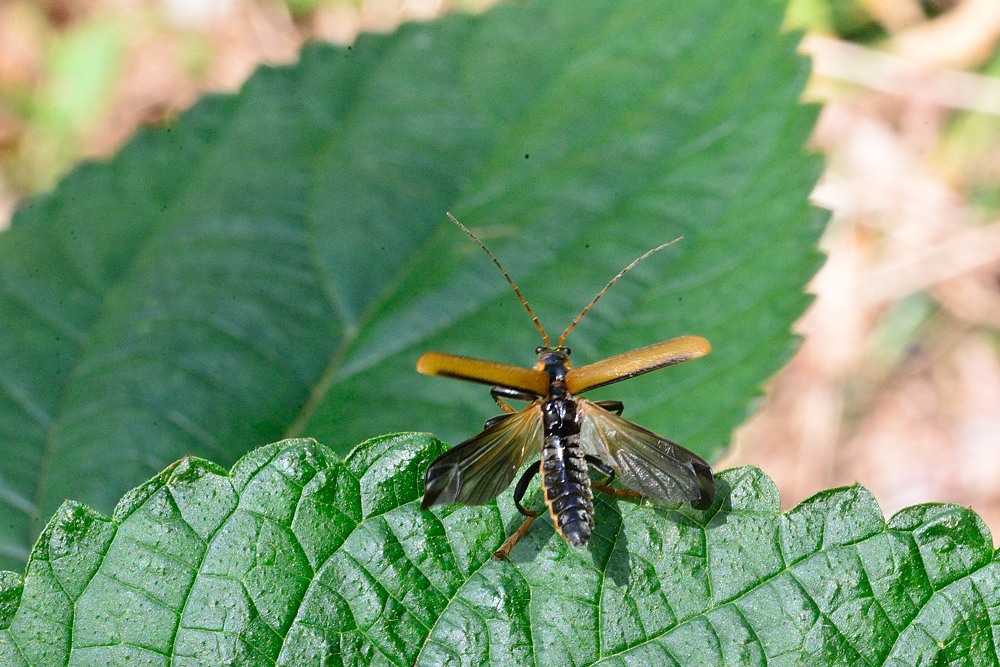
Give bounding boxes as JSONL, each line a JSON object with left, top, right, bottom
{"left": 0, "top": 0, "right": 824, "bottom": 572}
{"left": 1, "top": 435, "right": 998, "bottom": 665}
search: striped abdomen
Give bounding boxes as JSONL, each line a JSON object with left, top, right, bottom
{"left": 540, "top": 398, "right": 594, "bottom": 547}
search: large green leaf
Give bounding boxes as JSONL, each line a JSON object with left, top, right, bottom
{"left": 0, "top": 0, "right": 824, "bottom": 572}
{"left": 0, "top": 435, "right": 996, "bottom": 665}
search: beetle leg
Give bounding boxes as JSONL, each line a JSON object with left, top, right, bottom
{"left": 593, "top": 400, "right": 624, "bottom": 416}
{"left": 586, "top": 455, "right": 642, "bottom": 500}
{"left": 511, "top": 460, "right": 541, "bottom": 517}
{"left": 483, "top": 413, "right": 513, "bottom": 430}
{"left": 493, "top": 461, "right": 541, "bottom": 559}
{"left": 585, "top": 454, "right": 615, "bottom": 480}
{"left": 491, "top": 386, "right": 538, "bottom": 414}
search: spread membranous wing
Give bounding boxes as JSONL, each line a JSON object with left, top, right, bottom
{"left": 422, "top": 403, "right": 544, "bottom": 508}
{"left": 578, "top": 400, "right": 714, "bottom": 509}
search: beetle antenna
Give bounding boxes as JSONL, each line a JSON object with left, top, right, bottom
{"left": 557, "top": 237, "right": 682, "bottom": 346}
{"left": 446, "top": 212, "right": 550, "bottom": 347}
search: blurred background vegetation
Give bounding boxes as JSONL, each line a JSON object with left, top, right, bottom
{"left": 1, "top": 0, "right": 998, "bottom": 536}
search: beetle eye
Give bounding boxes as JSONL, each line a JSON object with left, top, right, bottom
{"left": 535, "top": 346, "right": 545, "bottom": 355}
{"left": 562, "top": 347, "right": 571, "bottom": 356}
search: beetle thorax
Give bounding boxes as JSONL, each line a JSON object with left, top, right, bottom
{"left": 535, "top": 347, "right": 572, "bottom": 389}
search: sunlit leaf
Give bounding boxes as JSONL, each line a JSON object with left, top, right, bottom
{"left": 1, "top": 436, "right": 996, "bottom": 665}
